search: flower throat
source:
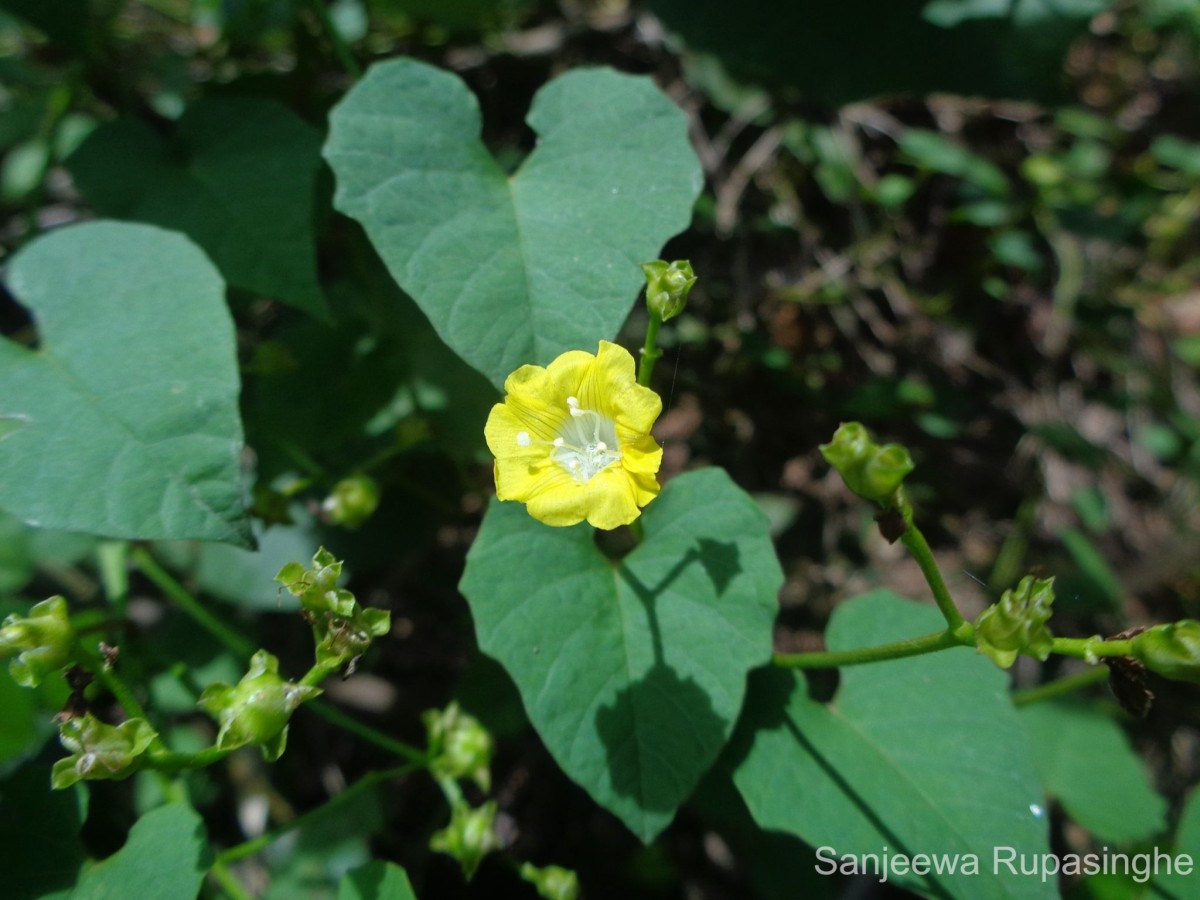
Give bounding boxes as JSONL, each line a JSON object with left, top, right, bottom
{"left": 515, "top": 396, "right": 621, "bottom": 483}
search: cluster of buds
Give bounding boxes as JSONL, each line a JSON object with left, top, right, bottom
{"left": 641, "top": 259, "right": 696, "bottom": 322}
{"left": 974, "top": 576, "right": 1055, "bottom": 668}
{"left": 52, "top": 714, "right": 158, "bottom": 789}
{"left": 429, "top": 799, "right": 502, "bottom": 880}
{"left": 423, "top": 702, "right": 494, "bottom": 792}
{"left": 321, "top": 475, "right": 381, "bottom": 529}
{"left": 198, "top": 650, "right": 320, "bottom": 761}
{"left": 819, "top": 422, "right": 914, "bottom": 507}
{"left": 1130, "top": 621, "right": 1200, "bottom": 685}
{"left": 0, "top": 595, "right": 78, "bottom": 687}
{"left": 275, "top": 548, "right": 391, "bottom": 671}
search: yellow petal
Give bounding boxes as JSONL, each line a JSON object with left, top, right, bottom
{"left": 522, "top": 469, "right": 594, "bottom": 527}
{"left": 579, "top": 466, "right": 644, "bottom": 529}
{"left": 501, "top": 364, "right": 568, "bottom": 438}
{"left": 485, "top": 404, "right": 554, "bottom": 458}
{"left": 494, "top": 455, "right": 557, "bottom": 503}
{"left": 619, "top": 433, "right": 663, "bottom": 475}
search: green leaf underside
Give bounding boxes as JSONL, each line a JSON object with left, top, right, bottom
{"left": 0, "top": 222, "right": 250, "bottom": 545}
{"left": 1017, "top": 701, "right": 1166, "bottom": 844}
{"left": 324, "top": 59, "right": 703, "bottom": 388}
{"left": 732, "top": 592, "right": 1053, "bottom": 899}
{"left": 67, "top": 97, "right": 327, "bottom": 318}
{"left": 71, "top": 804, "right": 211, "bottom": 900}
{"left": 337, "top": 861, "right": 419, "bottom": 900}
{"left": 460, "top": 468, "right": 781, "bottom": 841}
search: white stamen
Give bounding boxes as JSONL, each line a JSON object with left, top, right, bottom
{"left": 551, "top": 398, "right": 622, "bottom": 483}
{"left": 516, "top": 431, "right": 531, "bottom": 447}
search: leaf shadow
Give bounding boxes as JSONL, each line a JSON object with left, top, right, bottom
{"left": 593, "top": 537, "right": 743, "bottom": 813}
{"left": 595, "top": 661, "right": 727, "bottom": 813}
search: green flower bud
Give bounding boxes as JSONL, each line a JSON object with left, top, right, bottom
{"left": 429, "top": 799, "right": 501, "bottom": 881}
{"left": 974, "top": 575, "right": 1055, "bottom": 668}
{"left": 321, "top": 475, "right": 381, "bottom": 529}
{"left": 276, "top": 547, "right": 349, "bottom": 614}
{"left": 312, "top": 604, "right": 391, "bottom": 671}
{"left": 1130, "top": 621, "right": 1200, "bottom": 684}
{"left": 424, "top": 702, "right": 494, "bottom": 792}
{"left": 198, "top": 650, "right": 320, "bottom": 761}
{"left": 641, "top": 259, "right": 696, "bottom": 322}
{"left": 0, "top": 596, "right": 77, "bottom": 687}
{"left": 819, "top": 422, "right": 914, "bottom": 505}
{"left": 519, "top": 863, "right": 580, "bottom": 900}
{"left": 51, "top": 714, "right": 158, "bottom": 789}
{"left": 276, "top": 549, "right": 391, "bottom": 669}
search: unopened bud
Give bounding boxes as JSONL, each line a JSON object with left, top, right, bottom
{"left": 0, "top": 596, "right": 77, "bottom": 687}
{"left": 51, "top": 714, "right": 158, "bottom": 789}
{"left": 1131, "top": 621, "right": 1200, "bottom": 684}
{"left": 429, "top": 799, "right": 501, "bottom": 880}
{"left": 819, "top": 422, "right": 914, "bottom": 505}
{"left": 198, "top": 650, "right": 320, "bottom": 760}
{"left": 974, "top": 575, "right": 1055, "bottom": 668}
{"left": 641, "top": 259, "right": 696, "bottom": 321}
{"left": 519, "top": 863, "right": 580, "bottom": 900}
{"left": 321, "top": 475, "right": 381, "bottom": 529}
{"left": 424, "top": 702, "right": 494, "bottom": 792}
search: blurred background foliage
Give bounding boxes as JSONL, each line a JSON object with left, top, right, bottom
{"left": 2, "top": 0, "right": 1200, "bottom": 897}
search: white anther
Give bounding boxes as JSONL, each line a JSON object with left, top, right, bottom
{"left": 567, "top": 396, "right": 579, "bottom": 408}
{"left": 553, "top": 437, "right": 564, "bottom": 447}
{"left": 595, "top": 441, "right": 607, "bottom": 451}
{"left": 516, "top": 431, "right": 531, "bottom": 447}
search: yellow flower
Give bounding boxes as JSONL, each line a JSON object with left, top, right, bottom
{"left": 484, "top": 341, "right": 663, "bottom": 529}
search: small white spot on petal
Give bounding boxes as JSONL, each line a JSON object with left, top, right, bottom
{"left": 516, "top": 431, "right": 531, "bottom": 447}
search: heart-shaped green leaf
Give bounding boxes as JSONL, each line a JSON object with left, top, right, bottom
{"left": 324, "top": 59, "right": 703, "bottom": 387}
{"left": 460, "top": 468, "right": 780, "bottom": 841}
{"left": 0, "top": 221, "right": 251, "bottom": 545}
{"left": 67, "top": 97, "right": 327, "bottom": 318}
{"left": 732, "top": 592, "right": 1053, "bottom": 899}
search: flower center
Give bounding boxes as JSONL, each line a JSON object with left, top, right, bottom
{"left": 551, "top": 396, "right": 622, "bottom": 482}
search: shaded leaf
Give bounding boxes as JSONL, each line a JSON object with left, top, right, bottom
{"left": 0, "top": 222, "right": 251, "bottom": 545}
{"left": 337, "top": 861, "right": 418, "bottom": 900}
{"left": 68, "top": 98, "right": 327, "bottom": 318}
{"left": 460, "top": 468, "right": 780, "bottom": 841}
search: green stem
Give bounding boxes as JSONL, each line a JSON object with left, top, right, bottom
{"left": 307, "top": 701, "right": 427, "bottom": 764}
{"left": 637, "top": 312, "right": 663, "bottom": 387}
{"left": 148, "top": 745, "right": 232, "bottom": 773}
{"left": 1050, "top": 635, "right": 1135, "bottom": 662}
{"left": 304, "top": 0, "right": 362, "bottom": 78}
{"left": 1011, "top": 666, "right": 1109, "bottom": 707}
{"left": 773, "top": 627, "right": 968, "bottom": 669}
{"left": 91, "top": 663, "right": 151, "bottom": 721}
{"left": 131, "top": 547, "right": 256, "bottom": 658}
{"left": 216, "top": 764, "right": 415, "bottom": 864}
{"left": 208, "top": 856, "right": 254, "bottom": 900}
{"left": 96, "top": 541, "right": 130, "bottom": 620}
{"left": 896, "top": 500, "right": 969, "bottom": 634}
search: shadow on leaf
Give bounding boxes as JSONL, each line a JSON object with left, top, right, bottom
{"left": 595, "top": 661, "right": 727, "bottom": 812}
